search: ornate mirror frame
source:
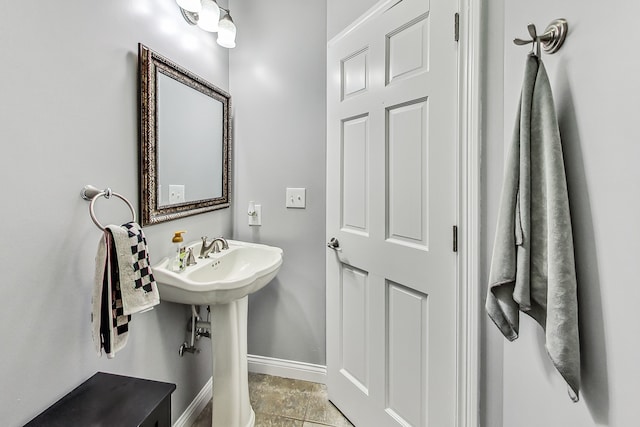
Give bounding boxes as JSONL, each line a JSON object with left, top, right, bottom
{"left": 138, "top": 43, "right": 231, "bottom": 226}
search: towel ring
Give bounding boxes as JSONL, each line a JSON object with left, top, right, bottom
{"left": 81, "top": 185, "right": 136, "bottom": 231}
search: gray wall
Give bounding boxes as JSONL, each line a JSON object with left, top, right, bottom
{"left": 229, "top": 0, "right": 328, "bottom": 365}
{"left": 0, "top": 1, "right": 231, "bottom": 425}
{"left": 484, "top": 0, "right": 640, "bottom": 425}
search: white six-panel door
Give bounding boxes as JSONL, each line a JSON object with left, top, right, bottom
{"left": 326, "top": 0, "right": 459, "bottom": 425}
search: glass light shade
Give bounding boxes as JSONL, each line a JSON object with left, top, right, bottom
{"left": 197, "top": 0, "right": 220, "bottom": 32}
{"left": 217, "top": 13, "right": 236, "bottom": 48}
{"left": 176, "top": 0, "right": 201, "bottom": 13}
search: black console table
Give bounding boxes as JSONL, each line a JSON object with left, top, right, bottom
{"left": 24, "top": 372, "right": 176, "bottom": 427}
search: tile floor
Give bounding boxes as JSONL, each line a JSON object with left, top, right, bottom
{"left": 191, "top": 373, "right": 353, "bottom": 427}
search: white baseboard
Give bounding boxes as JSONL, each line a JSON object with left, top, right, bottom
{"left": 174, "top": 356, "right": 326, "bottom": 426}
{"left": 173, "top": 376, "right": 213, "bottom": 427}
{"left": 247, "top": 354, "right": 327, "bottom": 384}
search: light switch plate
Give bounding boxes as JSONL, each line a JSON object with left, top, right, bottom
{"left": 286, "top": 188, "right": 306, "bottom": 208}
{"left": 249, "top": 204, "right": 262, "bottom": 226}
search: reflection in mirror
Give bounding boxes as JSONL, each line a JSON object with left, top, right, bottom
{"left": 157, "top": 73, "right": 223, "bottom": 205}
{"left": 139, "top": 43, "right": 231, "bottom": 225}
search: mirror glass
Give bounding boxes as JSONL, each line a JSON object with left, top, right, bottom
{"left": 139, "top": 43, "right": 231, "bottom": 225}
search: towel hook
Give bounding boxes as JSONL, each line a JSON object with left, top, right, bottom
{"left": 514, "top": 18, "right": 568, "bottom": 55}
{"left": 81, "top": 185, "right": 136, "bottom": 230}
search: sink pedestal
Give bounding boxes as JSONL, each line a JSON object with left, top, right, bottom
{"left": 210, "top": 296, "right": 255, "bottom": 427}
{"left": 150, "top": 240, "right": 283, "bottom": 426}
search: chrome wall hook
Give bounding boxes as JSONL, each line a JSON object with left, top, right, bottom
{"left": 513, "top": 18, "right": 568, "bottom": 55}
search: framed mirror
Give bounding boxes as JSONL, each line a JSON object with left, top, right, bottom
{"left": 139, "top": 43, "right": 231, "bottom": 226}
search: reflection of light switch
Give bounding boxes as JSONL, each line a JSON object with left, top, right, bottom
{"left": 286, "top": 188, "right": 306, "bottom": 208}
{"left": 169, "top": 185, "right": 185, "bottom": 204}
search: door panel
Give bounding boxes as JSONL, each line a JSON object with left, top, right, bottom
{"left": 386, "top": 14, "right": 429, "bottom": 84}
{"left": 340, "top": 264, "right": 370, "bottom": 393}
{"left": 386, "top": 282, "right": 429, "bottom": 426}
{"left": 386, "top": 98, "right": 429, "bottom": 248}
{"left": 327, "top": 0, "right": 458, "bottom": 425}
{"left": 342, "top": 48, "right": 369, "bottom": 100}
{"left": 342, "top": 115, "right": 370, "bottom": 234}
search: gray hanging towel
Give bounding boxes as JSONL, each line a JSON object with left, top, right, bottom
{"left": 486, "top": 53, "right": 580, "bottom": 402}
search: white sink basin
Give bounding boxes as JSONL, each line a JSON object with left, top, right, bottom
{"left": 152, "top": 240, "right": 283, "bottom": 305}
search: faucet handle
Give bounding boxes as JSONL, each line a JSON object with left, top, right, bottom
{"left": 186, "top": 248, "right": 197, "bottom": 266}
{"left": 199, "top": 236, "right": 211, "bottom": 258}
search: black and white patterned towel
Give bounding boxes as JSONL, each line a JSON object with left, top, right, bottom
{"left": 91, "top": 222, "right": 159, "bottom": 358}
{"left": 113, "top": 222, "right": 160, "bottom": 316}
{"left": 92, "top": 230, "right": 130, "bottom": 359}
{"left": 123, "top": 222, "right": 156, "bottom": 293}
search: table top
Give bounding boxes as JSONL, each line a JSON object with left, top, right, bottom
{"left": 24, "top": 372, "right": 176, "bottom": 427}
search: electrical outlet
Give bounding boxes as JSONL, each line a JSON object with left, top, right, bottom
{"left": 169, "top": 185, "right": 185, "bottom": 204}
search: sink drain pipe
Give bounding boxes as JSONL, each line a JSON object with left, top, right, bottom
{"left": 179, "top": 305, "right": 212, "bottom": 356}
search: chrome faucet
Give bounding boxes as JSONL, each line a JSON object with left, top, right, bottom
{"left": 199, "top": 236, "right": 229, "bottom": 258}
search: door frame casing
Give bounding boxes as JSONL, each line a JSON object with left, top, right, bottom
{"left": 455, "top": 0, "right": 482, "bottom": 426}
{"left": 326, "top": 0, "right": 482, "bottom": 425}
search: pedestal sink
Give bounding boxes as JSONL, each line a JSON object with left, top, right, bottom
{"left": 152, "top": 240, "right": 283, "bottom": 427}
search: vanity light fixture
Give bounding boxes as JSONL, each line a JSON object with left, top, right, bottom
{"left": 216, "top": 11, "right": 236, "bottom": 48}
{"left": 176, "top": 0, "right": 237, "bottom": 48}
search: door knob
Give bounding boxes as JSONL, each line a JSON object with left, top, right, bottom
{"left": 327, "top": 237, "right": 341, "bottom": 251}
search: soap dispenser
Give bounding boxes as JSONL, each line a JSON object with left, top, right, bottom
{"left": 171, "top": 231, "right": 187, "bottom": 272}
